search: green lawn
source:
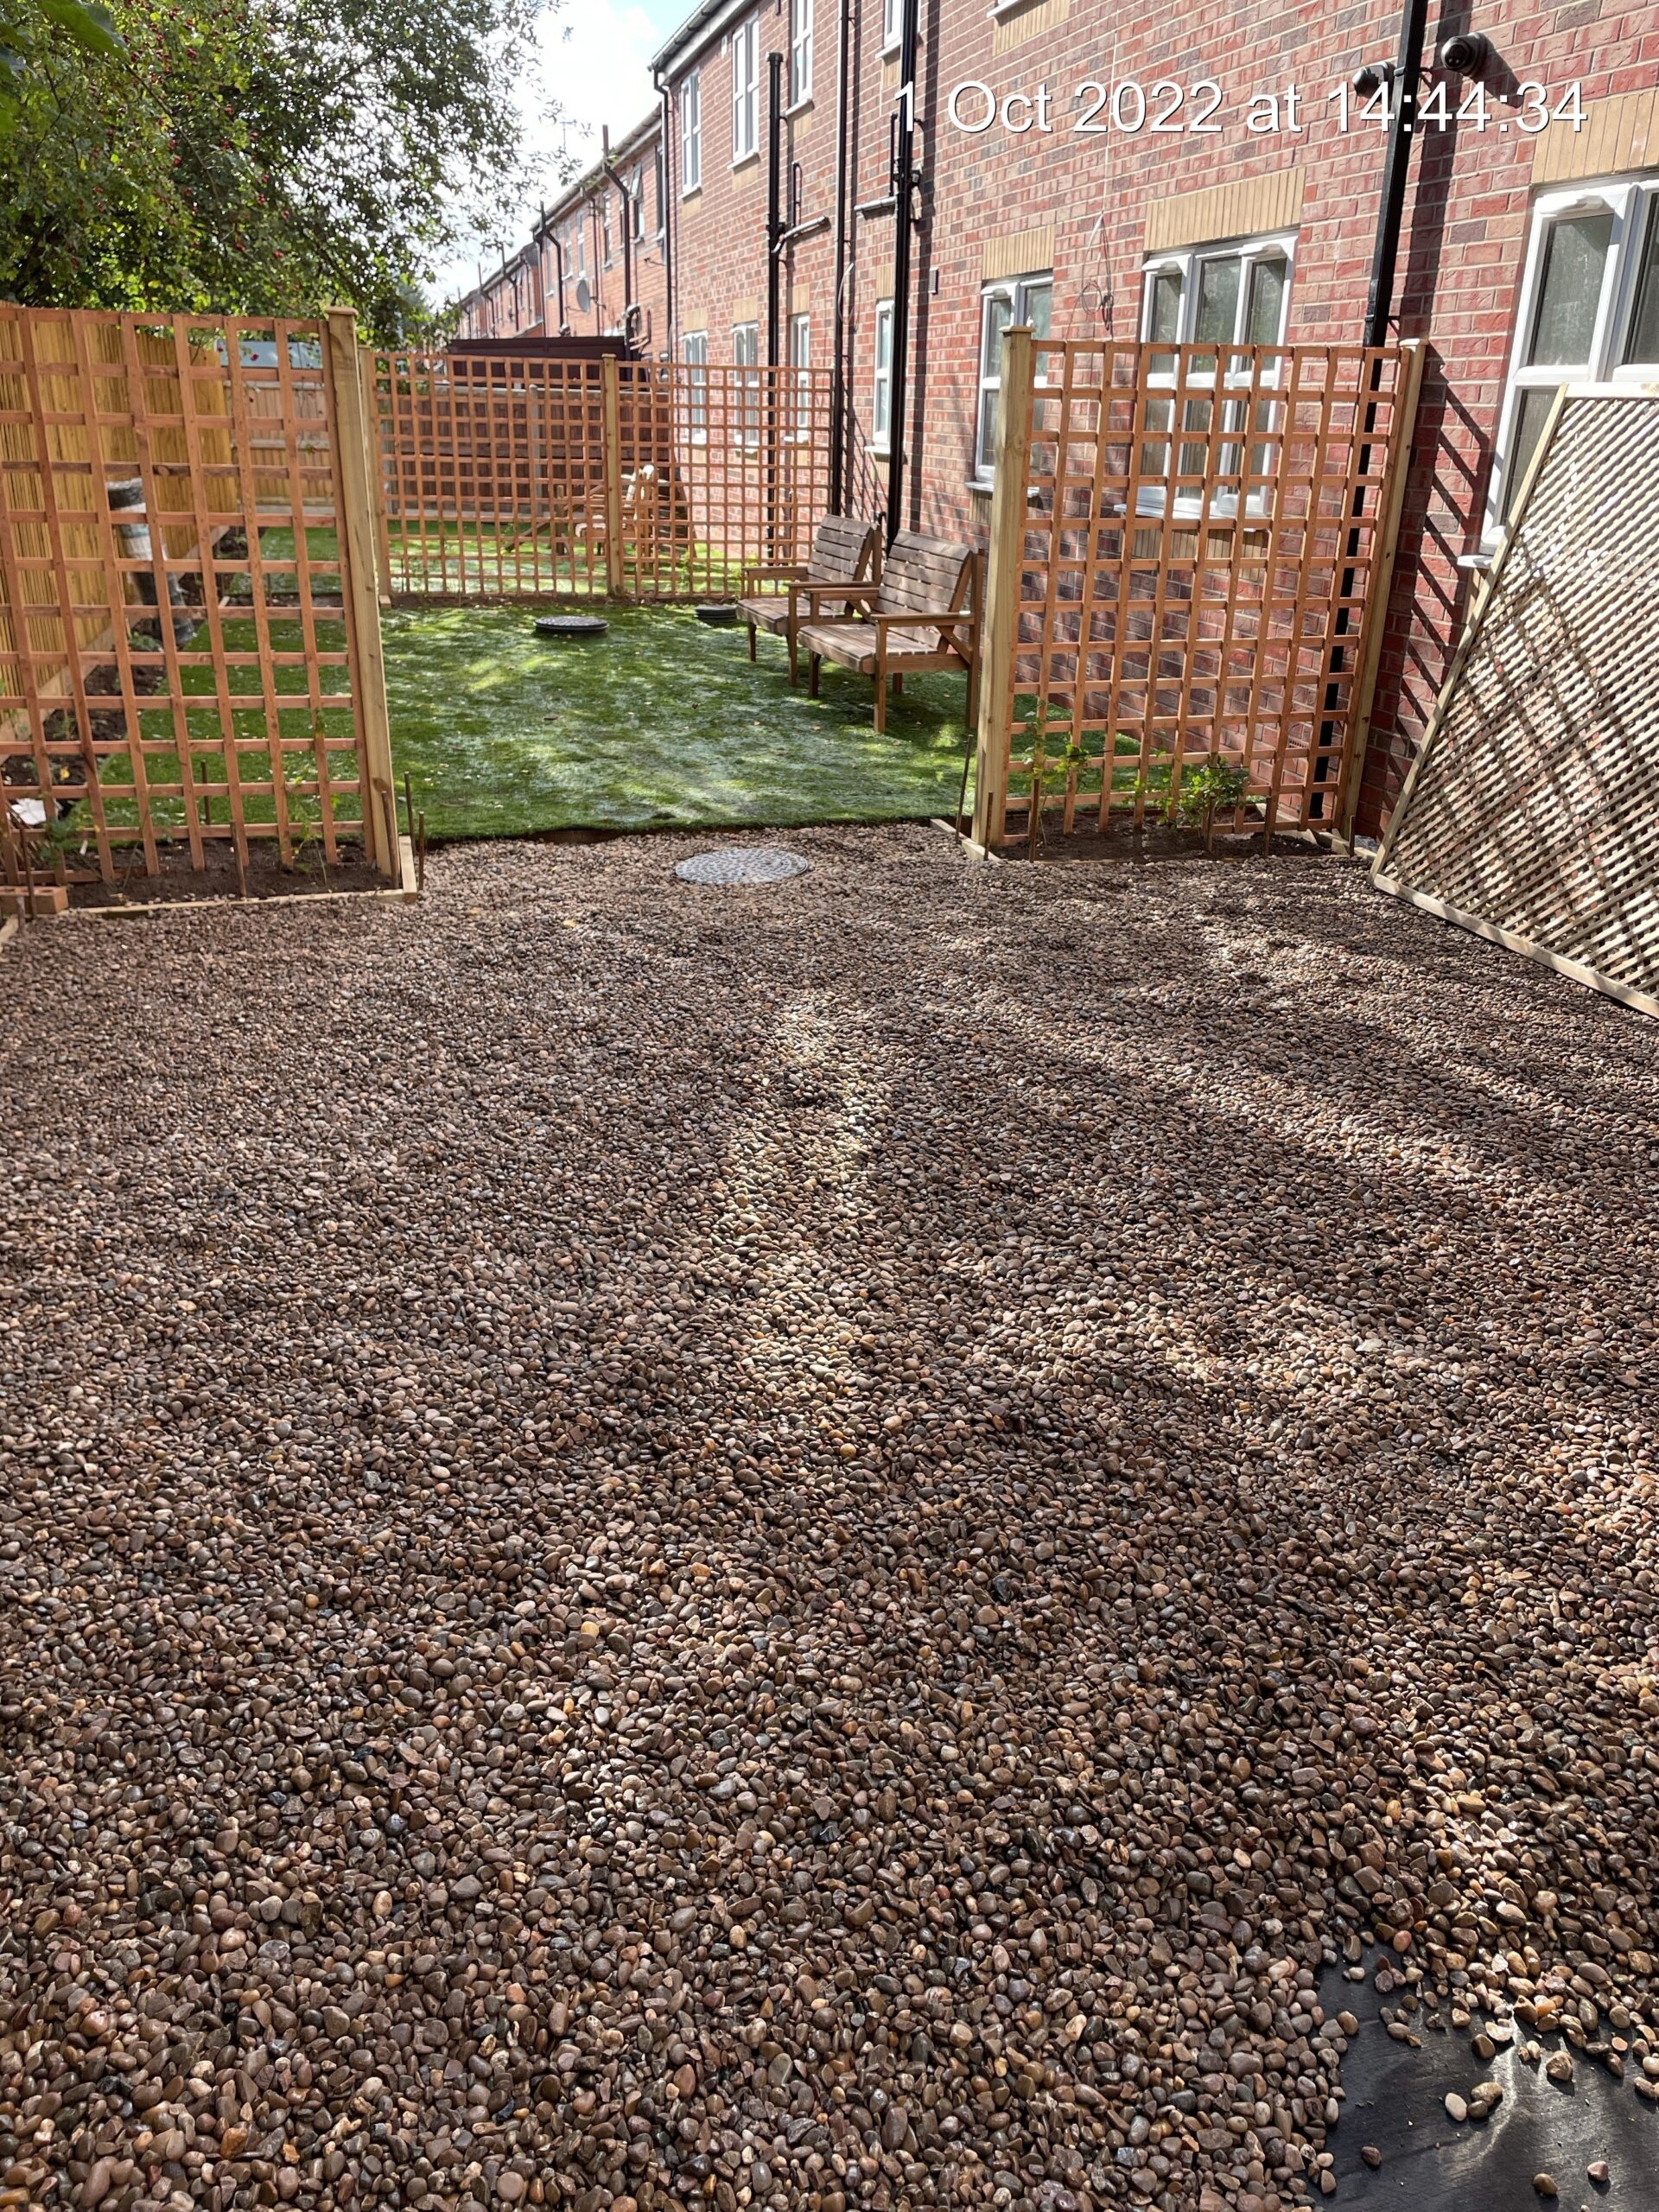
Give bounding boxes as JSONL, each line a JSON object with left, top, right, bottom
{"left": 384, "top": 604, "right": 975, "bottom": 837}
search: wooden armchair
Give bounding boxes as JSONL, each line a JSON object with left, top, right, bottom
{"left": 738, "top": 515, "right": 880, "bottom": 683}
{"left": 797, "top": 531, "right": 980, "bottom": 732}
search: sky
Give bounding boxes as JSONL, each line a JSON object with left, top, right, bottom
{"left": 435, "top": 0, "right": 693, "bottom": 308}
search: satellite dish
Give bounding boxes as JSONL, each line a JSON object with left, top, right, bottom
{"left": 575, "top": 276, "right": 592, "bottom": 313}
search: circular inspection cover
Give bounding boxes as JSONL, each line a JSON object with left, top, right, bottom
{"left": 534, "top": 613, "right": 608, "bottom": 640}
{"left": 675, "top": 846, "right": 810, "bottom": 887}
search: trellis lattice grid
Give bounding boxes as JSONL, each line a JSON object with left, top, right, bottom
{"left": 999, "top": 340, "right": 1415, "bottom": 846}
{"left": 366, "top": 352, "right": 834, "bottom": 601}
{"left": 0, "top": 308, "right": 378, "bottom": 890}
{"left": 1375, "top": 385, "right": 1659, "bottom": 1020}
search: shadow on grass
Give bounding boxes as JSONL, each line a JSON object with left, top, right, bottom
{"left": 384, "top": 603, "right": 975, "bottom": 838}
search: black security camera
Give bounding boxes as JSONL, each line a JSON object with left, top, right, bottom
{"left": 1353, "top": 60, "right": 1397, "bottom": 98}
{"left": 1439, "top": 31, "right": 1494, "bottom": 77}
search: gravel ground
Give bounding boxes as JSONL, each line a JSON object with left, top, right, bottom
{"left": 2, "top": 824, "right": 1656, "bottom": 2212}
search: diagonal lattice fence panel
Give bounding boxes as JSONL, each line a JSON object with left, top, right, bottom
{"left": 980, "top": 339, "right": 1419, "bottom": 849}
{"left": 366, "top": 351, "right": 833, "bottom": 602}
{"left": 1373, "top": 385, "right": 1659, "bottom": 1020}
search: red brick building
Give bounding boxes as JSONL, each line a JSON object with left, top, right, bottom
{"left": 458, "top": 112, "right": 671, "bottom": 356}
{"left": 470, "top": 0, "right": 1659, "bottom": 827}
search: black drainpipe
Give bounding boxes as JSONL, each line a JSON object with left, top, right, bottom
{"left": 659, "top": 78, "right": 676, "bottom": 354}
{"left": 885, "top": 0, "right": 921, "bottom": 545}
{"left": 828, "top": 0, "right": 853, "bottom": 511}
{"left": 1364, "top": 0, "right": 1432, "bottom": 344}
{"left": 601, "top": 128, "right": 635, "bottom": 339}
{"left": 1316, "top": 0, "right": 1431, "bottom": 823}
{"left": 766, "top": 50, "right": 785, "bottom": 369}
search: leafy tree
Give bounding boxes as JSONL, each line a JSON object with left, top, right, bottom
{"left": 0, "top": 0, "right": 549, "bottom": 340}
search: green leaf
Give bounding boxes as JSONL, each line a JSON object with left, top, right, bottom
{"left": 35, "top": 0, "right": 124, "bottom": 53}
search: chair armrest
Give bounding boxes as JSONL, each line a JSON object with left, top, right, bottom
{"left": 791, "top": 582, "right": 881, "bottom": 613}
{"left": 861, "top": 611, "right": 978, "bottom": 633}
{"left": 741, "top": 561, "right": 809, "bottom": 593}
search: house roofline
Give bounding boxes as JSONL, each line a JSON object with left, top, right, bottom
{"left": 650, "top": 0, "right": 750, "bottom": 78}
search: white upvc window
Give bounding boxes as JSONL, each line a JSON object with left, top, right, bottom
{"left": 731, "top": 20, "right": 759, "bottom": 162}
{"left": 629, "top": 171, "right": 644, "bottom": 239}
{"left": 681, "top": 72, "right": 702, "bottom": 193}
{"left": 683, "top": 331, "right": 709, "bottom": 442}
{"left": 732, "top": 321, "right": 760, "bottom": 445}
{"left": 871, "top": 298, "right": 893, "bottom": 452}
{"left": 790, "top": 0, "right": 813, "bottom": 105}
{"left": 1136, "top": 229, "right": 1296, "bottom": 520}
{"left": 1488, "top": 175, "right": 1659, "bottom": 537}
{"left": 789, "top": 312, "right": 810, "bottom": 436}
{"left": 975, "top": 272, "right": 1052, "bottom": 478}
{"left": 881, "top": 0, "right": 900, "bottom": 53}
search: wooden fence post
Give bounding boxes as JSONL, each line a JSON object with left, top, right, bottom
{"left": 1340, "top": 336, "right": 1427, "bottom": 843}
{"left": 601, "top": 353, "right": 628, "bottom": 601}
{"left": 971, "top": 324, "right": 1035, "bottom": 851}
{"left": 324, "top": 308, "right": 401, "bottom": 880}
{"left": 359, "top": 343, "right": 393, "bottom": 607}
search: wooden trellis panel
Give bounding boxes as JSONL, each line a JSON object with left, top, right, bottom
{"left": 974, "top": 337, "right": 1422, "bottom": 849}
{"left": 366, "top": 350, "right": 833, "bottom": 601}
{"left": 0, "top": 307, "right": 394, "bottom": 893}
{"left": 1374, "top": 383, "right": 1659, "bottom": 1020}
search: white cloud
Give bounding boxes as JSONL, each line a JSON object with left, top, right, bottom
{"left": 434, "top": 0, "right": 668, "bottom": 306}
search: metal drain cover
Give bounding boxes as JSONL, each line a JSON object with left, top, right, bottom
{"left": 675, "top": 846, "right": 810, "bottom": 886}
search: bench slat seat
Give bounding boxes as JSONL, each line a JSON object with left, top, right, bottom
{"left": 738, "top": 516, "right": 880, "bottom": 681}
{"left": 797, "top": 531, "right": 980, "bottom": 732}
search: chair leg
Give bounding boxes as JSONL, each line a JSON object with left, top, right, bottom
{"left": 892, "top": 674, "right": 903, "bottom": 696}
{"left": 747, "top": 621, "right": 757, "bottom": 662}
{"left": 966, "top": 652, "right": 981, "bottom": 728}
{"left": 809, "top": 654, "right": 820, "bottom": 698}
{"left": 788, "top": 630, "right": 798, "bottom": 686}
{"left": 874, "top": 676, "right": 887, "bottom": 734}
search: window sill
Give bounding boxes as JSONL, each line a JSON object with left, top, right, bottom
{"left": 784, "top": 94, "right": 814, "bottom": 119}
{"left": 880, "top": 36, "right": 901, "bottom": 59}
{"left": 732, "top": 149, "right": 760, "bottom": 173}
{"left": 1458, "top": 550, "right": 1497, "bottom": 571}
{"left": 988, "top": 0, "right": 1045, "bottom": 17}
{"left": 680, "top": 186, "right": 702, "bottom": 204}
{"left": 868, "top": 442, "right": 891, "bottom": 459}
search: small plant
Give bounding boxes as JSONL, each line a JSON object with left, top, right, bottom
{"left": 1177, "top": 753, "right": 1252, "bottom": 853}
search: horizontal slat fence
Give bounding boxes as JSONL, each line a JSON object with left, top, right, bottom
{"left": 366, "top": 351, "right": 833, "bottom": 601}
{"left": 0, "top": 307, "right": 394, "bottom": 894}
{"left": 975, "top": 336, "right": 1422, "bottom": 851}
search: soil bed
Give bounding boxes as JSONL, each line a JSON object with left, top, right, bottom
{"left": 60, "top": 840, "right": 385, "bottom": 909}
{"left": 2, "top": 828, "right": 1656, "bottom": 2212}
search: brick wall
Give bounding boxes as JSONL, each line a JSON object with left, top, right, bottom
{"left": 557, "top": 0, "right": 1659, "bottom": 826}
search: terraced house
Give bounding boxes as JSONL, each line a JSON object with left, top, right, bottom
{"left": 458, "top": 0, "right": 1659, "bottom": 829}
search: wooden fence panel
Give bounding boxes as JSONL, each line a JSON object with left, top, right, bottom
{"left": 365, "top": 350, "right": 833, "bottom": 601}
{"left": 0, "top": 308, "right": 391, "bottom": 893}
{"left": 976, "top": 337, "right": 1421, "bottom": 849}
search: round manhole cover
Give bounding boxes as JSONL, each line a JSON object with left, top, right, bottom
{"left": 535, "top": 614, "right": 608, "bottom": 639}
{"left": 675, "top": 847, "right": 810, "bottom": 886}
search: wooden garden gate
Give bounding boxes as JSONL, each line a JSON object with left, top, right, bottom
{"left": 971, "top": 334, "right": 1425, "bottom": 853}
{"left": 0, "top": 307, "right": 397, "bottom": 906}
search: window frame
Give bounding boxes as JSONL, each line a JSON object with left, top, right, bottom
{"left": 871, "top": 298, "right": 894, "bottom": 454}
{"left": 1136, "top": 229, "right": 1297, "bottom": 352}
{"left": 789, "top": 0, "right": 812, "bottom": 105}
{"left": 881, "top": 0, "right": 899, "bottom": 54}
{"left": 732, "top": 321, "right": 760, "bottom": 446}
{"left": 681, "top": 71, "right": 702, "bottom": 195}
{"left": 1135, "top": 229, "right": 1297, "bottom": 521}
{"left": 1486, "top": 175, "right": 1659, "bottom": 541}
{"left": 973, "top": 271, "right": 1052, "bottom": 482}
{"left": 788, "top": 311, "right": 811, "bottom": 438}
{"left": 683, "top": 331, "right": 709, "bottom": 443}
{"left": 731, "top": 20, "right": 759, "bottom": 164}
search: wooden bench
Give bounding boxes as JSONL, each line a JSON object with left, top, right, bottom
{"left": 796, "top": 531, "right": 980, "bottom": 732}
{"left": 738, "top": 516, "right": 881, "bottom": 683}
